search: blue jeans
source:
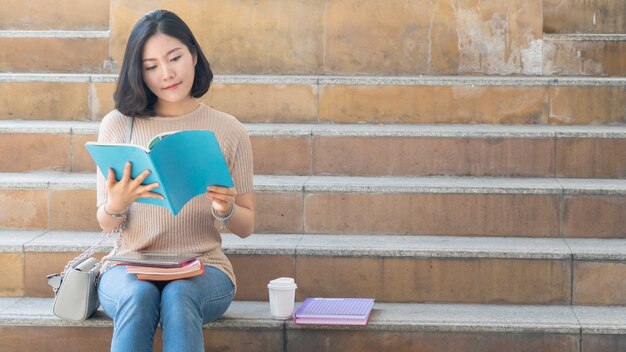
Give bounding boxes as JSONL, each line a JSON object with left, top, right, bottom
{"left": 98, "top": 265, "right": 234, "bottom": 352}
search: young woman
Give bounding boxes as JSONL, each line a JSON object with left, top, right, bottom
{"left": 95, "top": 9, "right": 254, "bottom": 352}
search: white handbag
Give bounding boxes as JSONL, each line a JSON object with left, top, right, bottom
{"left": 50, "top": 257, "right": 102, "bottom": 321}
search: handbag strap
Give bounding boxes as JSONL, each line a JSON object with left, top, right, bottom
{"left": 61, "top": 227, "right": 121, "bottom": 274}
{"left": 125, "top": 116, "right": 134, "bottom": 144}
{"left": 60, "top": 116, "right": 135, "bottom": 276}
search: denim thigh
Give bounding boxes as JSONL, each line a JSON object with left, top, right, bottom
{"left": 97, "top": 265, "right": 235, "bottom": 324}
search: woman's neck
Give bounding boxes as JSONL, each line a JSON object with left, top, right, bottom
{"left": 154, "top": 98, "right": 199, "bottom": 118}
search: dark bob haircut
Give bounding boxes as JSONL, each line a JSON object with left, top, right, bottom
{"left": 114, "top": 9, "right": 212, "bottom": 117}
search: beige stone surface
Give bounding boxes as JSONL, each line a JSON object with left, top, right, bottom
{"left": 92, "top": 82, "right": 117, "bottom": 120}
{"left": 0, "top": 325, "right": 282, "bottom": 352}
{"left": 0, "top": 38, "right": 108, "bottom": 73}
{"left": 295, "top": 255, "right": 569, "bottom": 304}
{"left": 324, "top": 0, "right": 431, "bottom": 75}
{"left": 229, "top": 255, "right": 295, "bottom": 301}
{"left": 544, "top": 39, "right": 626, "bottom": 76}
{"left": 313, "top": 136, "right": 554, "bottom": 177}
{"left": 3, "top": 80, "right": 623, "bottom": 125}
{"left": 255, "top": 193, "right": 303, "bottom": 233}
{"left": 582, "top": 335, "right": 626, "bottom": 352}
{"left": 549, "top": 86, "right": 626, "bottom": 124}
{"left": 24, "top": 251, "right": 86, "bottom": 297}
{"left": 201, "top": 329, "right": 283, "bottom": 352}
{"left": 71, "top": 134, "right": 98, "bottom": 172}
{"left": 110, "top": 0, "right": 324, "bottom": 74}
{"left": 49, "top": 190, "right": 100, "bottom": 231}
{"left": 384, "top": 258, "right": 570, "bottom": 304}
{"left": 203, "top": 83, "right": 318, "bottom": 123}
{"left": 0, "top": 134, "right": 70, "bottom": 172}
{"left": 326, "top": 0, "right": 542, "bottom": 75}
{"left": 0, "top": 326, "right": 113, "bottom": 352}
{"left": 0, "top": 0, "right": 110, "bottom": 30}
{"left": 445, "top": 0, "right": 543, "bottom": 75}
{"left": 563, "top": 195, "right": 626, "bottom": 238}
{"left": 252, "top": 136, "right": 312, "bottom": 175}
{"left": 544, "top": 0, "right": 626, "bottom": 33}
{"left": 0, "top": 253, "right": 24, "bottom": 296}
{"left": 319, "top": 85, "right": 548, "bottom": 124}
{"left": 0, "top": 190, "right": 48, "bottom": 229}
{"left": 288, "top": 330, "right": 579, "bottom": 352}
{"left": 0, "top": 82, "right": 89, "bottom": 120}
{"left": 556, "top": 138, "right": 626, "bottom": 178}
{"left": 574, "top": 261, "right": 626, "bottom": 304}
{"left": 295, "top": 256, "right": 383, "bottom": 300}
{"left": 304, "top": 193, "right": 560, "bottom": 236}
{"left": 429, "top": 1, "right": 462, "bottom": 74}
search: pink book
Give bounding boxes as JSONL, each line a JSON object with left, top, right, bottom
{"left": 294, "top": 298, "right": 375, "bottom": 325}
{"left": 126, "top": 259, "right": 202, "bottom": 275}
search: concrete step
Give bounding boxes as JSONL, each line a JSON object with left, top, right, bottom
{"left": 0, "top": 0, "right": 110, "bottom": 31}
{"left": 3, "top": 230, "right": 626, "bottom": 305}
{"left": 0, "top": 172, "right": 625, "bottom": 237}
{"left": 1, "top": 297, "right": 625, "bottom": 352}
{"left": 0, "top": 31, "right": 110, "bottom": 73}
{"left": 543, "top": 34, "right": 626, "bottom": 76}
{"left": 543, "top": 0, "right": 626, "bottom": 34}
{"left": 2, "top": 121, "right": 625, "bottom": 178}
{"left": 1, "top": 73, "right": 625, "bottom": 124}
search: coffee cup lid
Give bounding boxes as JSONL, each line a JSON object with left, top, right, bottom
{"left": 268, "top": 277, "right": 297, "bottom": 289}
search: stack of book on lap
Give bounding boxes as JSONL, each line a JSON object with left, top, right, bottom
{"left": 293, "top": 298, "right": 375, "bottom": 325}
{"left": 108, "top": 251, "right": 204, "bottom": 281}
{"left": 125, "top": 259, "right": 204, "bottom": 281}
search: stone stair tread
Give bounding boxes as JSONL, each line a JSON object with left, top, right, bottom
{"left": 3, "top": 230, "right": 626, "bottom": 260}
{"left": 2, "top": 119, "right": 626, "bottom": 138}
{"left": 0, "top": 30, "right": 109, "bottom": 38}
{"left": 299, "top": 175, "right": 626, "bottom": 195}
{"left": 1, "top": 172, "right": 625, "bottom": 195}
{"left": 0, "top": 297, "right": 625, "bottom": 334}
{"left": 2, "top": 72, "right": 626, "bottom": 86}
{"left": 544, "top": 33, "right": 626, "bottom": 41}
{"left": 247, "top": 123, "right": 626, "bottom": 138}
{"left": 0, "top": 120, "right": 99, "bottom": 134}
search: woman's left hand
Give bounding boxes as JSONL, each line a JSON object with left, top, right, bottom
{"left": 206, "top": 186, "right": 237, "bottom": 216}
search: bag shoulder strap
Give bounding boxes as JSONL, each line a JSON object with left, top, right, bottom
{"left": 125, "top": 116, "right": 134, "bottom": 144}
{"left": 62, "top": 228, "right": 120, "bottom": 273}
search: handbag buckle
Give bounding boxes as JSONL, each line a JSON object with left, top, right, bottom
{"left": 46, "top": 273, "right": 62, "bottom": 293}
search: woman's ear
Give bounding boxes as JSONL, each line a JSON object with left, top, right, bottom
{"left": 193, "top": 52, "right": 198, "bottom": 66}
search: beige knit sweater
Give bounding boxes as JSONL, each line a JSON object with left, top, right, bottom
{"left": 96, "top": 104, "right": 254, "bottom": 288}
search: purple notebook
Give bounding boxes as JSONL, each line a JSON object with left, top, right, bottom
{"left": 294, "top": 298, "right": 375, "bottom": 325}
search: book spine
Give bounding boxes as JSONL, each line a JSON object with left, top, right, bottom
{"left": 294, "top": 318, "right": 368, "bottom": 326}
{"left": 149, "top": 161, "right": 174, "bottom": 213}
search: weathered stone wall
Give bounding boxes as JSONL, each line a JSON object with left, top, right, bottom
{"left": 544, "top": 0, "right": 626, "bottom": 33}
{"left": 110, "top": 0, "right": 544, "bottom": 75}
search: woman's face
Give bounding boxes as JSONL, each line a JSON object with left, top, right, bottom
{"left": 141, "top": 33, "right": 197, "bottom": 107}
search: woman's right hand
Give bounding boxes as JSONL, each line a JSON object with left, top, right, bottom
{"left": 105, "top": 161, "right": 163, "bottom": 213}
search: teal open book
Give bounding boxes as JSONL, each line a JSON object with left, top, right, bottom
{"left": 86, "top": 130, "right": 233, "bottom": 216}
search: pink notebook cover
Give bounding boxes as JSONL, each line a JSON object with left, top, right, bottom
{"left": 294, "top": 298, "right": 375, "bottom": 325}
{"left": 126, "top": 259, "right": 202, "bottom": 275}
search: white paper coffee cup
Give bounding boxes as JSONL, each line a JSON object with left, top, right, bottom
{"left": 267, "top": 277, "right": 297, "bottom": 319}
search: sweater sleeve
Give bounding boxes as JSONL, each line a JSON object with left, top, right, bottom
{"left": 228, "top": 122, "right": 254, "bottom": 195}
{"left": 96, "top": 111, "right": 129, "bottom": 207}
